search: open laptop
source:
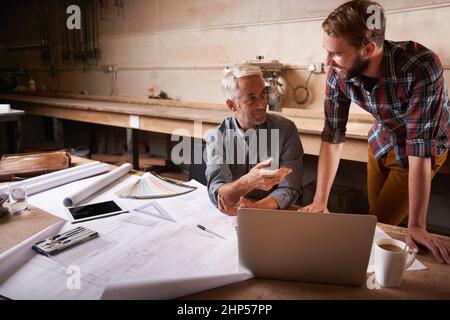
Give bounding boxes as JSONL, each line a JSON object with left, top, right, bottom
{"left": 237, "top": 208, "right": 376, "bottom": 286}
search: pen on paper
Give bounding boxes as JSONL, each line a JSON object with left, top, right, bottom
{"left": 41, "top": 227, "right": 85, "bottom": 246}
{"left": 52, "top": 227, "right": 83, "bottom": 240}
{"left": 53, "top": 227, "right": 86, "bottom": 241}
{"left": 62, "top": 232, "right": 98, "bottom": 245}
{"left": 43, "top": 228, "right": 89, "bottom": 246}
{"left": 55, "top": 230, "right": 94, "bottom": 244}
{"left": 197, "top": 224, "right": 226, "bottom": 240}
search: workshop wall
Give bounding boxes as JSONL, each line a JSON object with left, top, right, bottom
{"left": 1, "top": 0, "right": 449, "bottom": 114}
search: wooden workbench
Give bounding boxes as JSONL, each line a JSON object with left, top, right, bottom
{"left": 1, "top": 93, "right": 448, "bottom": 174}
{"left": 185, "top": 223, "right": 450, "bottom": 300}
{"left": 2, "top": 201, "right": 449, "bottom": 300}
{"left": 0, "top": 156, "right": 449, "bottom": 300}
{"left": 0, "top": 93, "right": 373, "bottom": 167}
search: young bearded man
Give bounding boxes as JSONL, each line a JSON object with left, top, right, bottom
{"left": 300, "top": 0, "right": 449, "bottom": 264}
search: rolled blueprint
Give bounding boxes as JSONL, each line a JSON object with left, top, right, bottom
{"left": 63, "top": 163, "right": 132, "bottom": 207}
{"left": 101, "top": 273, "right": 253, "bottom": 300}
{"left": 0, "top": 162, "right": 109, "bottom": 196}
{"left": 25, "top": 163, "right": 110, "bottom": 196}
{"left": 0, "top": 220, "right": 65, "bottom": 282}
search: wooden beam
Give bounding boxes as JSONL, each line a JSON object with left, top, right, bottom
{"left": 90, "top": 154, "right": 167, "bottom": 167}
{"left": 52, "top": 118, "right": 64, "bottom": 149}
{"left": 6, "top": 92, "right": 226, "bottom": 111}
{"left": 126, "top": 128, "right": 139, "bottom": 169}
{"left": 0, "top": 94, "right": 376, "bottom": 163}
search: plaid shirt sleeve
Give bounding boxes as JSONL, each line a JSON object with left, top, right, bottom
{"left": 321, "top": 67, "right": 352, "bottom": 144}
{"left": 406, "top": 56, "right": 446, "bottom": 158}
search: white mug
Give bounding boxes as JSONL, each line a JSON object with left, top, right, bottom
{"left": 374, "top": 238, "right": 417, "bottom": 287}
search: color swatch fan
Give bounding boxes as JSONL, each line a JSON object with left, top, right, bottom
{"left": 116, "top": 172, "right": 197, "bottom": 199}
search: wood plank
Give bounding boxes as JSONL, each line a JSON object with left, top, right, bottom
{"left": 289, "top": 116, "right": 370, "bottom": 140}
{"left": 0, "top": 205, "right": 62, "bottom": 254}
{"left": 90, "top": 154, "right": 167, "bottom": 167}
{"left": 126, "top": 128, "right": 139, "bottom": 169}
{"left": 0, "top": 94, "right": 371, "bottom": 139}
{"left": 140, "top": 117, "right": 218, "bottom": 138}
{"left": 300, "top": 133, "right": 369, "bottom": 162}
{"left": 282, "top": 107, "right": 375, "bottom": 124}
{"left": 8, "top": 94, "right": 447, "bottom": 170}
{"left": 1, "top": 94, "right": 230, "bottom": 122}
{"left": 52, "top": 118, "right": 64, "bottom": 149}
{"left": 7, "top": 92, "right": 226, "bottom": 111}
{"left": 13, "top": 104, "right": 130, "bottom": 128}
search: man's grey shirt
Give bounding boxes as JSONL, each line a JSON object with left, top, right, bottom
{"left": 205, "top": 113, "right": 303, "bottom": 209}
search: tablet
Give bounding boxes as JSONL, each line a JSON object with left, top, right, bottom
{"left": 66, "top": 200, "right": 128, "bottom": 223}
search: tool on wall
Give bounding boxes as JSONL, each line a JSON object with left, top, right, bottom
{"left": 245, "top": 56, "right": 284, "bottom": 111}
{"left": 287, "top": 67, "right": 313, "bottom": 105}
{"left": 246, "top": 56, "right": 324, "bottom": 109}
{"left": 99, "top": 0, "right": 106, "bottom": 20}
{"left": 39, "top": 0, "right": 56, "bottom": 77}
{"left": 114, "top": 0, "right": 124, "bottom": 17}
{"left": 284, "top": 62, "right": 323, "bottom": 105}
{"left": 60, "top": 0, "right": 101, "bottom": 68}
{"left": 60, "top": 1, "right": 70, "bottom": 63}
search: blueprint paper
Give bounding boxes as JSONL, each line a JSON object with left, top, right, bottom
{"left": 0, "top": 174, "right": 427, "bottom": 300}
{"left": 0, "top": 178, "right": 245, "bottom": 299}
{"left": 0, "top": 220, "right": 65, "bottom": 282}
{"left": 101, "top": 272, "right": 252, "bottom": 300}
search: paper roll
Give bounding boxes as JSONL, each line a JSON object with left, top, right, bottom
{"left": 25, "top": 163, "right": 110, "bottom": 196}
{"left": 0, "top": 220, "right": 65, "bottom": 282}
{"left": 63, "top": 163, "right": 132, "bottom": 207}
{"left": 0, "top": 104, "right": 11, "bottom": 113}
{"left": 101, "top": 272, "right": 252, "bottom": 300}
{"left": 0, "top": 162, "right": 109, "bottom": 196}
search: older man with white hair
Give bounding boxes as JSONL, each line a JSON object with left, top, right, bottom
{"left": 205, "top": 64, "right": 303, "bottom": 215}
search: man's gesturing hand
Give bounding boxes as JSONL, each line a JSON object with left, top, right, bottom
{"left": 246, "top": 158, "right": 292, "bottom": 191}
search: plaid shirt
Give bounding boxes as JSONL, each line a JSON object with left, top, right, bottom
{"left": 322, "top": 40, "right": 450, "bottom": 167}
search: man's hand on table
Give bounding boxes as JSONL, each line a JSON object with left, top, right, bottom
{"left": 406, "top": 227, "right": 450, "bottom": 264}
{"left": 297, "top": 201, "right": 329, "bottom": 213}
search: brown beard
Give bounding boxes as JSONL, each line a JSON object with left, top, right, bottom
{"left": 345, "top": 54, "right": 370, "bottom": 80}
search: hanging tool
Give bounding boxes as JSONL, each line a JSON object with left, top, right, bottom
{"left": 93, "top": 0, "right": 100, "bottom": 64}
{"left": 39, "top": 0, "right": 55, "bottom": 77}
{"left": 114, "top": 0, "right": 124, "bottom": 17}
{"left": 99, "top": 0, "right": 105, "bottom": 20}
{"left": 60, "top": 0, "right": 68, "bottom": 63}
